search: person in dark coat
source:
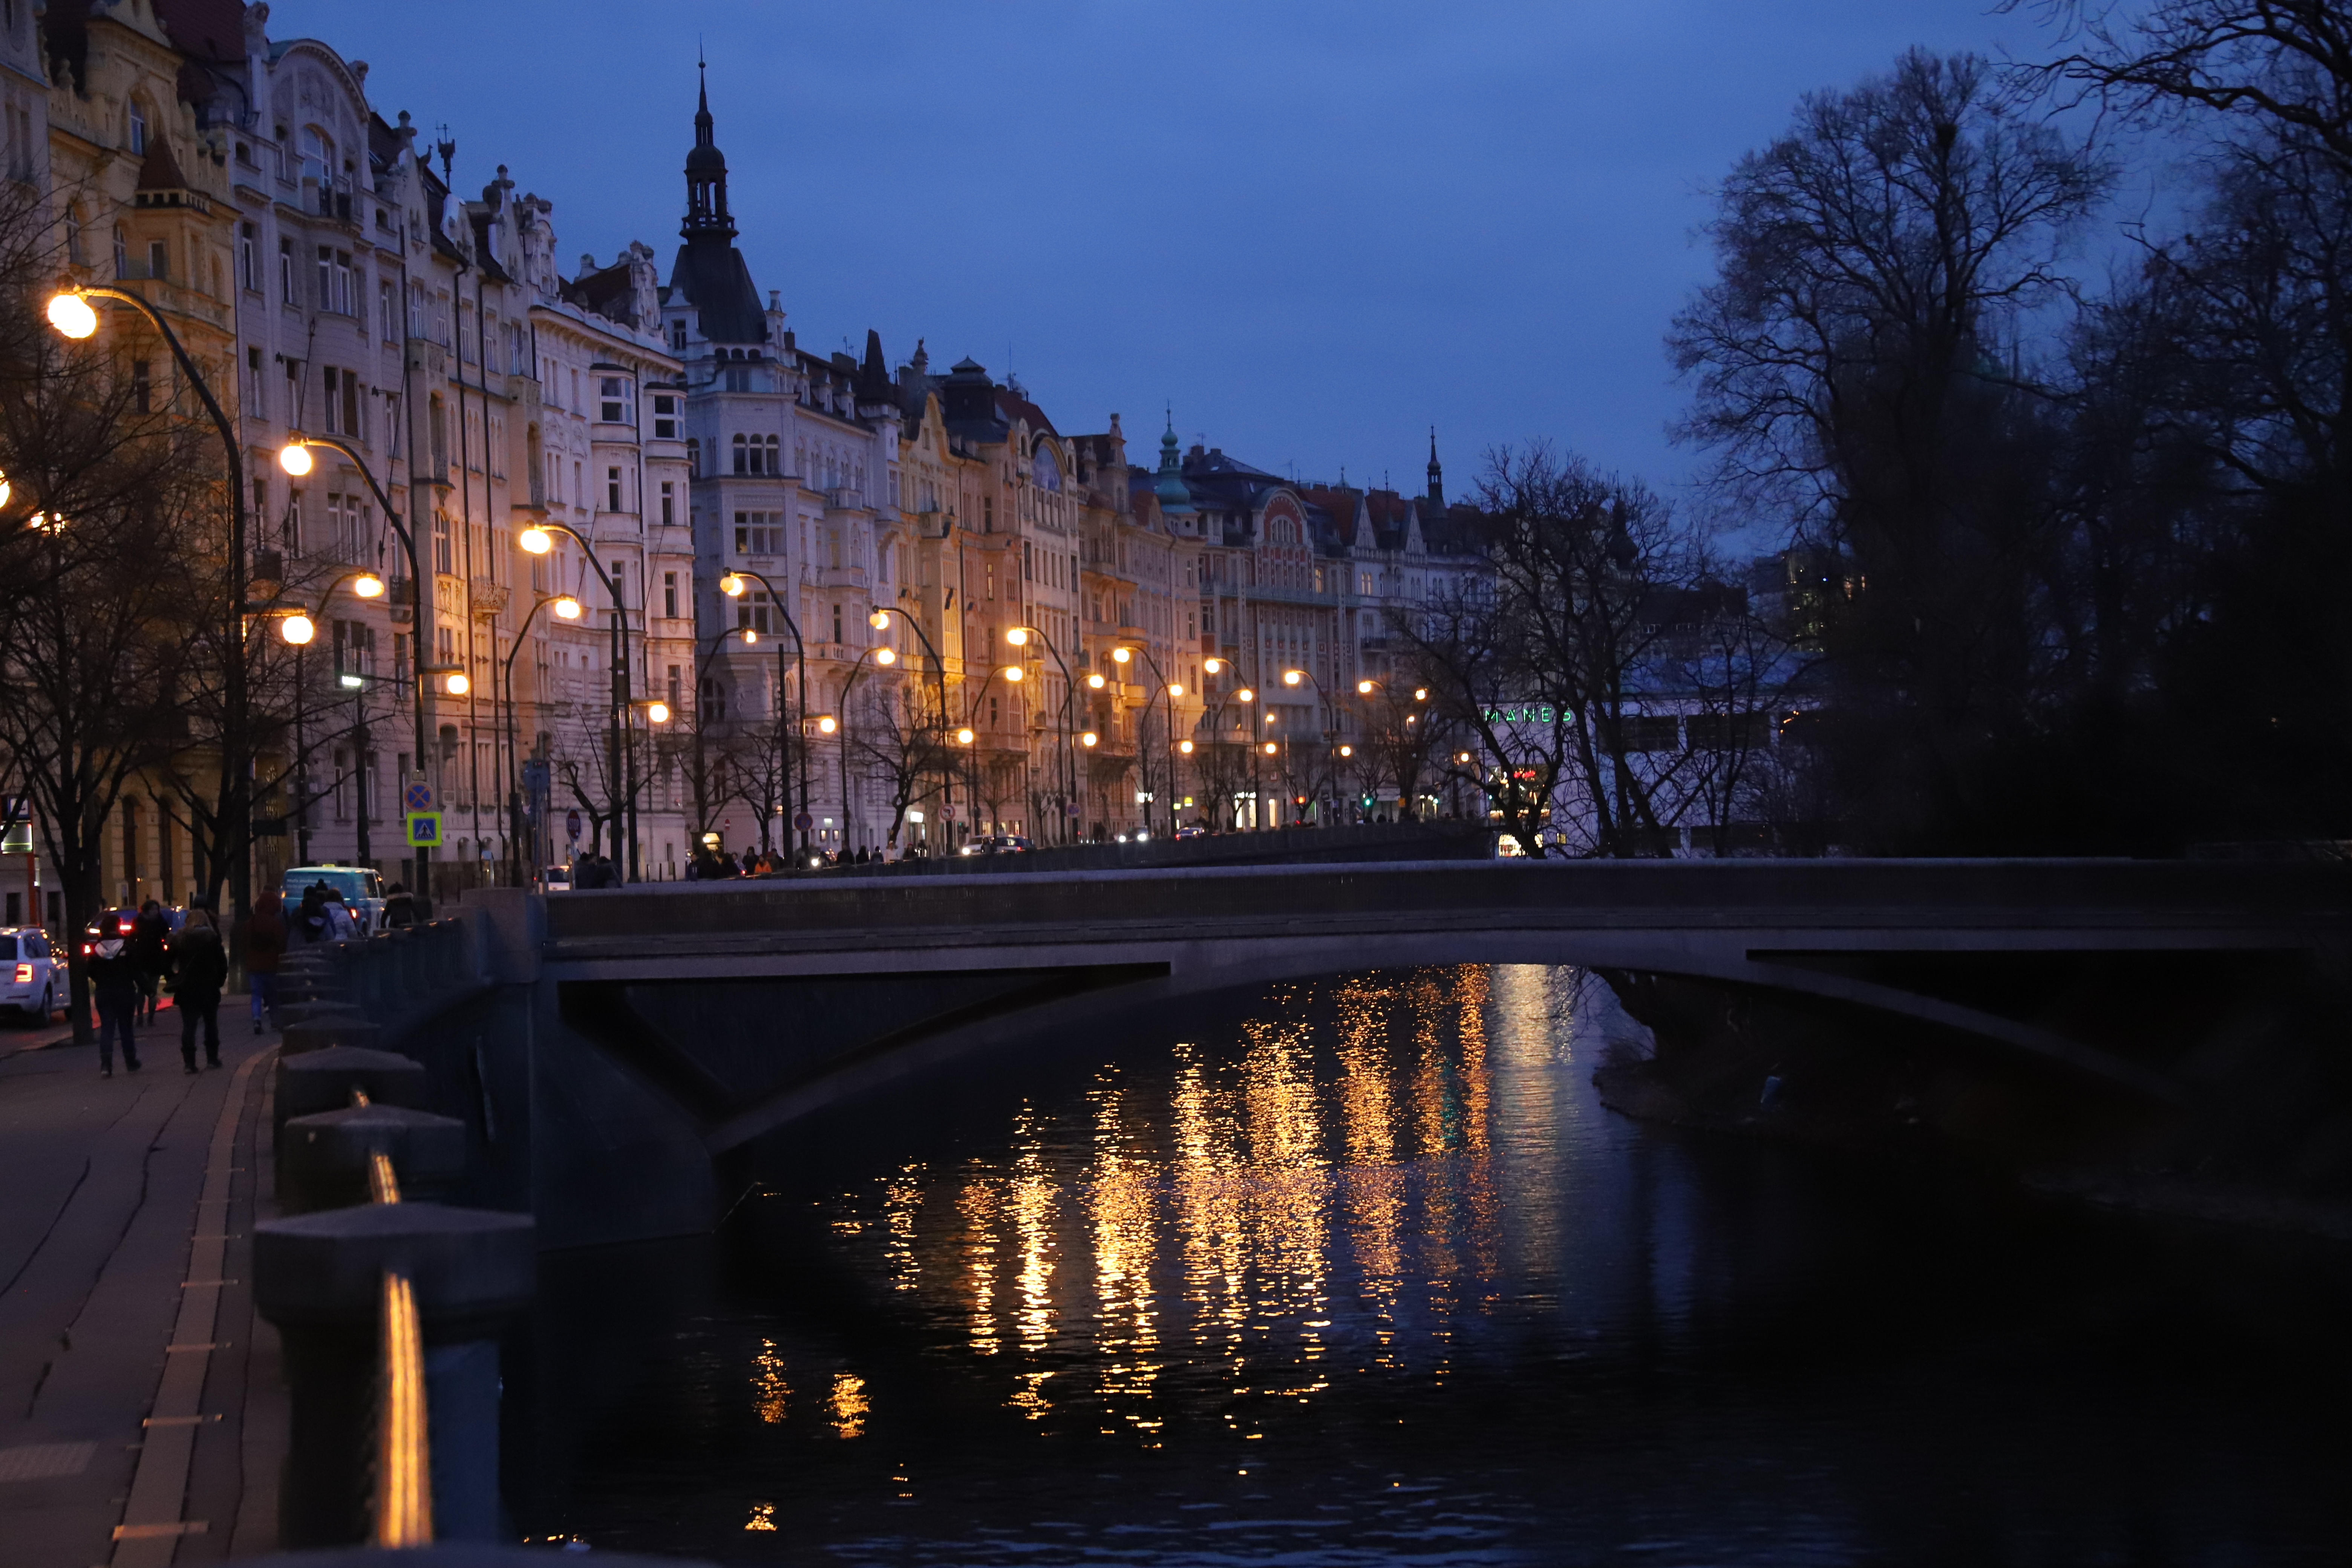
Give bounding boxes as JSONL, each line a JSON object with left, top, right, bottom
{"left": 169, "top": 903, "right": 228, "bottom": 1071}
{"left": 86, "top": 922, "right": 141, "bottom": 1076}
{"left": 292, "top": 884, "right": 337, "bottom": 946}
{"left": 381, "top": 883, "right": 420, "bottom": 929}
{"left": 130, "top": 899, "right": 170, "bottom": 1024}
{"left": 247, "top": 888, "right": 286, "bottom": 1035}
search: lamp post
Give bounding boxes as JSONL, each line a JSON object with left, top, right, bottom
{"left": 498, "top": 593, "right": 583, "bottom": 887}
{"left": 281, "top": 432, "right": 436, "bottom": 888}
{"left": 685, "top": 622, "right": 763, "bottom": 859}
{"left": 278, "top": 568, "right": 388, "bottom": 865}
{"left": 1201, "top": 657, "right": 1258, "bottom": 830}
{"left": 1280, "top": 667, "right": 1333, "bottom": 826}
{"left": 51, "top": 283, "right": 251, "bottom": 914}
{"left": 820, "top": 642, "right": 898, "bottom": 858}
{"left": 1005, "top": 624, "right": 1076, "bottom": 844}
{"left": 718, "top": 569, "right": 810, "bottom": 855}
{"left": 519, "top": 523, "right": 639, "bottom": 878}
{"left": 1110, "top": 643, "right": 1180, "bottom": 841}
{"left": 870, "top": 605, "right": 952, "bottom": 839}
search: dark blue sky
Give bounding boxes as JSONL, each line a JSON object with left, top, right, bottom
{"left": 274, "top": 0, "right": 2050, "bottom": 501}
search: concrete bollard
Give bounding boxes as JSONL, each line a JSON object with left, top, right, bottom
{"left": 276, "top": 1047, "right": 429, "bottom": 1144}
{"left": 254, "top": 1202, "right": 534, "bottom": 1549}
{"left": 279, "top": 1104, "right": 469, "bottom": 1213}
{"left": 282, "top": 1011, "right": 386, "bottom": 1057}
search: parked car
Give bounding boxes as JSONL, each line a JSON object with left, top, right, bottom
{"left": 280, "top": 864, "right": 386, "bottom": 935}
{"left": 541, "top": 864, "right": 573, "bottom": 892}
{"left": 2, "top": 926, "right": 60, "bottom": 1023}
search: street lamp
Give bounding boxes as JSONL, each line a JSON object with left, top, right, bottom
{"left": 520, "top": 521, "right": 647, "bottom": 878}
{"left": 52, "top": 281, "right": 253, "bottom": 913}
{"left": 1006, "top": 623, "right": 1077, "bottom": 842}
{"left": 870, "top": 604, "right": 957, "bottom": 840}
{"left": 499, "top": 593, "right": 586, "bottom": 887}
{"left": 1112, "top": 641, "right": 1179, "bottom": 839}
{"left": 684, "top": 622, "right": 763, "bottom": 864}
{"left": 282, "top": 432, "right": 436, "bottom": 894}
{"left": 719, "top": 568, "right": 811, "bottom": 854}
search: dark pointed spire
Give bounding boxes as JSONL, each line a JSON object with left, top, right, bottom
{"left": 857, "top": 328, "right": 893, "bottom": 405}
{"left": 1426, "top": 426, "right": 1444, "bottom": 509}
{"left": 683, "top": 66, "right": 732, "bottom": 238}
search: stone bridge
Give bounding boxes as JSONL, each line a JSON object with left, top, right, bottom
{"left": 328, "top": 857, "right": 2349, "bottom": 1248}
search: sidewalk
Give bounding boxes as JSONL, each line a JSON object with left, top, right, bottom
{"left": 0, "top": 997, "right": 285, "bottom": 1566}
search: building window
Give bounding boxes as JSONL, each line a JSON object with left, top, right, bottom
{"left": 128, "top": 104, "right": 146, "bottom": 155}
{"left": 322, "top": 366, "right": 360, "bottom": 436}
{"left": 315, "top": 248, "right": 352, "bottom": 314}
{"left": 245, "top": 347, "right": 265, "bottom": 416}
{"left": 670, "top": 319, "right": 686, "bottom": 351}
{"left": 239, "top": 222, "right": 259, "bottom": 291}
{"left": 667, "top": 665, "right": 681, "bottom": 712}
{"left": 734, "top": 589, "right": 772, "bottom": 635}
{"left": 432, "top": 509, "right": 452, "bottom": 576}
{"left": 279, "top": 237, "right": 296, "bottom": 304}
{"left": 651, "top": 394, "right": 678, "bottom": 440}
{"left": 686, "top": 438, "right": 700, "bottom": 478}
{"left": 659, "top": 481, "right": 675, "bottom": 526}
{"left": 733, "top": 512, "right": 783, "bottom": 556}
{"left": 132, "top": 360, "right": 151, "bottom": 412}
{"left": 606, "top": 467, "right": 622, "bottom": 513}
{"left": 380, "top": 280, "right": 397, "bottom": 340}
{"left": 663, "top": 572, "right": 678, "bottom": 619}
{"left": 147, "top": 239, "right": 167, "bottom": 280}
{"left": 599, "top": 377, "right": 632, "bottom": 425}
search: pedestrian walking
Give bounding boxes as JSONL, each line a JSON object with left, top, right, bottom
{"left": 86, "top": 922, "right": 141, "bottom": 1076}
{"left": 130, "top": 899, "right": 170, "bottom": 1024}
{"left": 381, "top": 882, "right": 420, "bottom": 929}
{"left": 169, "top": 902, "right": 228, "bottom": 1071}
{"left": 292, "top": 884, "right": 337, "bottom": 946}
{"left": 247, "top": 888, "right": 286, "bottom": 1035}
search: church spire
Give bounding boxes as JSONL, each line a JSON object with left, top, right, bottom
{"left": 1154, "top": 409, "right": 1195, "bottom": 517}
{"left": 1426, "top": 426, "right": 1444, "bottom": 508}
{"left": 683, "top": 64, "right": 733, "bottom": 239}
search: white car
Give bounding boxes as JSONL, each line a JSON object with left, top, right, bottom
{"left": 3, "top": 927, "right": 60, "bottom": 1023}
{"left": 282, "top": 864, "right": 386, "bottom": 936}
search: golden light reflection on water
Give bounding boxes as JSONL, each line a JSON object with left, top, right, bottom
{"left": 764, "top": 964, "right": 1556, "bottom": 1444}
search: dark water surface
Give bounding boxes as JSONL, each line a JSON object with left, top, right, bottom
{"left": 511, "top": 966, "right": 2352, "bottom": 1564}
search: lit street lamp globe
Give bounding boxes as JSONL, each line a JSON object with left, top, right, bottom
{"left": 353, "top": 573, "right": 385, "bottom": 598}
{"left": 553, "top": 596, "right": 582, "bottom": 620}
{"left": 445, "top": 672, "right": 469, "bottom": 696}
{"left": 46, "top": 291, "right": 97, "bottom": 339}
{"left": 279, "top": 442, "right": 314, "bottom": 477}
{"left": 518, "top": 526, "right": 553, "bottom": 555}
{"left": 279, "top": 612, "right": 315, "bottom": 646}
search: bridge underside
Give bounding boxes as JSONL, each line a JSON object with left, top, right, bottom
{"left": 540, "top": 923, "right": 2299, "bottom": 1161}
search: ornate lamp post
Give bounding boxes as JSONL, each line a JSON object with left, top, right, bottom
{"left": 870, "top": 605, "right": 953, "bottom": 838}
{"left": 1110, "top": 643, "right": 1181, "bottom": 840}
{"left": 277, "top": 568, "right": 389, "bottom": 865}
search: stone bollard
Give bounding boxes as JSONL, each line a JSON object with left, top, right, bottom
{"left": 254, "top": 1202, "right": 534, "bottom": 1548}
{"left": 282, "top": 1008, "right": 385, "bottom": 1057}
{"left": 279, "top": 1104, "right": 469, "bottom": 1212}
{"left": 276, "top": 1047, "right": 429, "bottom": 1145}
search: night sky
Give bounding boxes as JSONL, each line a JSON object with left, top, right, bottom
{"left": 271, "top": 0, "right": 2053, "bottom": 505}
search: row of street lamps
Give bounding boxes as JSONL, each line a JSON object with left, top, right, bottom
{"left": 34, "top": 281, "right": 1451, "bottom": 885}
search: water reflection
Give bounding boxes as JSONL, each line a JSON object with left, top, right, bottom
{"left": 520, "top": 965, "right": 2352, "bottom": 1565}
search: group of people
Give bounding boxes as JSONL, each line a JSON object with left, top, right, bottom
{"left": 83, "top": 898, "right": 229, "bottom": 1078}
{"left": 82, "top": 876, "right": 424, "bottom": 1077}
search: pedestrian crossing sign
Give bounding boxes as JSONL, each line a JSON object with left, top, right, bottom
{"left": 404, "top": 811, "right": 442, "bottom": 847}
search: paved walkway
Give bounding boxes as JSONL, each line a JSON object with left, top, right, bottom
{"left": 0, "top": 1000, "right": 285, "bottom": 1566}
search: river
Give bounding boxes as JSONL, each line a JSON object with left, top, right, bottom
{"left": 511, "top": 965, "right": 2352, "bottom": 1563}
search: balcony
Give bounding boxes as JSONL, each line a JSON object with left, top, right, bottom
{"left": 469, "top": 579, "right": 510, "bottom": 617}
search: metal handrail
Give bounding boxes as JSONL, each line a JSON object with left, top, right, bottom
{"left": 368, "top": 1133, "right": 432, "bottom": 1547}
{"left": 375, "top": 1270, "right": 432, "bottom": 1546}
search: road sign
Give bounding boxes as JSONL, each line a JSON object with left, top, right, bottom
{"left": 793, "top": 811, "right": 813, "bottom": 831}
{"left": 404, "top": 812, "right": 443, "bottom": 847}
{"left": 404, "top": 780, "right": 435, "bottom": 814}
{"left": 565, "top": 808, "right": 581, "bottom": 843}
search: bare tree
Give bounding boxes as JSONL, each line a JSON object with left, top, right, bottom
{"left": 851, "top": 678, "right": 946, "bottom": 849}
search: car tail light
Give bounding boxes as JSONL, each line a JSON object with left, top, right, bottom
{"left": 11, "top": 963, "right": 28, "bottom": 984}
